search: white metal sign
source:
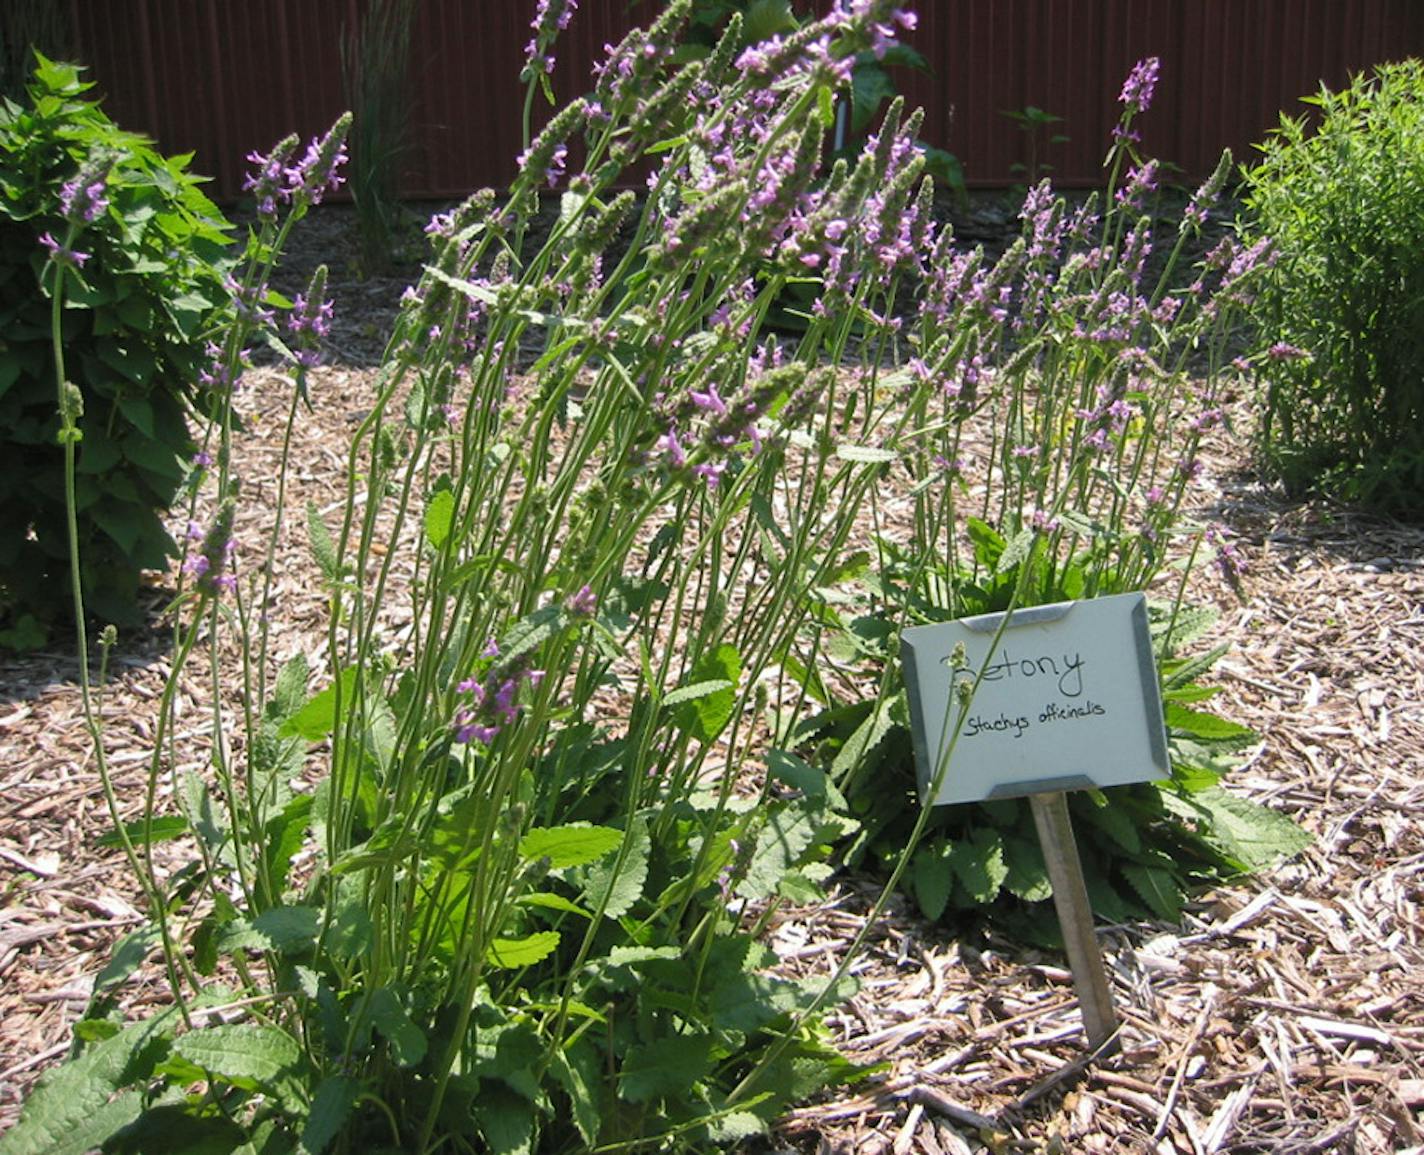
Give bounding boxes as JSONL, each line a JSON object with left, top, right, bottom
{"left": 900, "top": 592, "right": 1169, "bottom": 807}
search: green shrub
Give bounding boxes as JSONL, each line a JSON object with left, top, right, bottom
{"left": 1244, "top": 59, "right": 1424, "bottom": 516}
{"left": 0, "top": 54, "right": 233, "bottom": 641}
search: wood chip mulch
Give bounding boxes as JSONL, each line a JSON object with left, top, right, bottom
{"left": 2, "top": 207, "right": 1422, "bottom": 1154}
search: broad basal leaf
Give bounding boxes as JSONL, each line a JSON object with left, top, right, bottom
{"left": 172, "top": 1023, "right": 302, "bottom": 1089}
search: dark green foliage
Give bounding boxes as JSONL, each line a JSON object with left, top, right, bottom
{"left": 799, "top": 543, "right": 1310, "bottom": 935}
{"left": 0, "top": 55, "right": 232, "bottom": 640}
{"left": 1245, "top": 60, "right": 1424, "bottom": 516}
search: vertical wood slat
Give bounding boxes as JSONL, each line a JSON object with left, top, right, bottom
{"left": 66, "top": 1, "right": 1424, "bottom": 199}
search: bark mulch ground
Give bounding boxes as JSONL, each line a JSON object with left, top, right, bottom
{"left": 2, "top": 205, "right": 1421, "bottom": 1154}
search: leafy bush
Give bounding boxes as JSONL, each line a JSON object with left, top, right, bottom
{"left": 0, "top": 54, "right": 233, "bottom": 642}
{"left": 1244, "top": 59, "right": 1424, "bottom": 516}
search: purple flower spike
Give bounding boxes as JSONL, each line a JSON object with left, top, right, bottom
{"left": 1119, "top": 56, "right": 1161, "bottom": 113}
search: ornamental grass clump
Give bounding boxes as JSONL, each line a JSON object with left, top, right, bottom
{"left": 1243, "top": 59, "right": 1424, "bottom": 516}
{"left": 9, "top": 9, "right": 1305, "bottom": 1154}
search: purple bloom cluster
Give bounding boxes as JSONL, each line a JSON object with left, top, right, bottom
{"left": 38, "top": 231, "right": 89, "bottom": 269}
{"left": 242, "top": 116, "right": 350, "bottom": 222}
{"left": 1118, "top": 56, "right": 1160, "bottom": 113}
{"left": 524, "top": 0, "right": 578, "bottom": 79}
{"left": 453, "top": 646, "right": 545, "bottom": 746}
{"left": 183, "top": 502, "right": 238, "bottom": 596}
{"left": 59, "top": 174, "right": 109, "bottom": 225}
{"left": 287, "top": 265, "right": 334, "bottom": 368}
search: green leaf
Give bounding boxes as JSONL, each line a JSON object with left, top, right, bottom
{"left": 996, "top": 526, "right": 1036, "bottom": 576}
{"left": 1165, "top": 703, "right": 1256, "bottom": 743}
{"left": 486, "top": 930, "right": 560, "bottom": 969}
{"left": 549, "top": 1042, "right": 602, "bottom": 1147}
{"left": 172, "top": 1023, "right": 301, "bottom": 1089}
{"left": 269, "top": 653, "right": 311, "bottom": 723}
{"left": 94, "top": 814, "right": 189, "bottom": 848}
{"left": 279, "top": 667, "right": 358, "bottom": 741}
{"left": 581, "top": 818, "right": 649, "bottom": 919}
{"left": 499, "top": 604, "right": 565, "bottom": 664}
{"left": 306, "top": 501, "right": 340, "bottom": 584}
{"left": 673, "top": 644, "right": 740, "bottom": 743}
{"left": 966, "top": 517, "right": 1006, "bottom": 569}
{"left": 834, "top": 442, "right": 898, "bottom": 464}
{"left": 0, "top": 1014, "right": 174, "bottom": 1155}
{"left": 369, "top": 988, "right": 427, "bottom": 1066}
{"left": 519, "top": 823, "right": 622, "bottom": 867}
{"left": 1120, "top": 863, "right": 1183, "bottom": 922}
{"left": 1003, "top": 833, "right": 1053, "bottom": 901}
{"left": 298, "top": 1075, "right": 358, "bottom": 1155}
{"left": 620, "top": 1033, "right": 713, "bottom": 1103}
{"left": 1182, "top": 787, "right": 1313, "bottom": 871}
{"left": 912, "top": 840, "right": 954, "bottom": 920}
{"left": 948, "top": 827, "right": 1008, "bottom": 904}
{"left": 92, "top": 926, "right": 161, "bottom": 995}
{"left": 661, "top": 678, "right": 735, "bottom": 708}
{"left": 516, "top": 891, "right": 592, "bottom": 918}
{"left": 424, "top": 488, "right": 456, "bottom": 549}
{"left": 217, "top": 904, "right": 320, "bottom": 954}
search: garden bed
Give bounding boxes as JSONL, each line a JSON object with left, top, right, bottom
{"left": 2, "top": 202, "right": 1422, "bottom": 1153}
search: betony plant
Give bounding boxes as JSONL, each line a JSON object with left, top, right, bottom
{"left": 6, "top": 12, "right": 1303, "bottom": 1155}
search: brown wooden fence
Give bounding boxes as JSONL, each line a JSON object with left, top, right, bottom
{"left": 63, "top": 1, "right": 1424, "bottom": 200}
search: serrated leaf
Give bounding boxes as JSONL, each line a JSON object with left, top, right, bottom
{"left": 306, "top": 501, "right": 340, "bottom": 583}
{"left": 996, "top": 526, "right": 1037, "bottom": 576}
{"left": 0, "top": 1014, "right": 174, "bottom": 1155}
{"left": 912, "top": 841, "right": 954, "bottom": 920}
{"left": 1165, "top": 703, "right": 1255, "bottom": 743}
{"left": 520, "top": 824, "right": 622, "bottom": 867}
{"left": 278, "top": 667, "right": 359, "bottom": 741}
{"left": 270, "top": 653, "right": 310, "bottom": 722}
{"left": 499, "top": 605, "right": 565, "bottom": 664}
{"left": 298, "top": 1075, "right": 358, "bottom": 1155}
{"left": 1077, "top": 794, "right": 1141, "bottom": 854}
{"left": 369, "top": 988, "right": 427, "bottom": 1066}
{"left": 1189, "top": 787, "right": 1312, "bottom": 871}
{"left": 620, "top": 1033, "right": 713, "bottom": 1103}
{"left": 424, "top": 488, "right": 456, "bottom": 549}
{"left": 948, "top": 827, "right": 1008, "bottom": 903}
{"left": 605, "top": 945, "right": 682, "bottom": 967}
{"left": 581, "top": 818, "right": 649, "bottom": 919}
{"left": 1003, "top": 833, "right": 1053, "bottom": 901}
{"left": 674, "top": 644, "right": 740, "bottom": 743}
{"left": 486, "top": 930, "right": 560, "bottom": 969}
{"left": 834, "top": 442, "right": 898, "bottom": 463}
{"left": 550, "top": 1043, "right": 602, "bottom": 1147}
{"left": 92, "top": 926, "right": 161, "bottom": 995}
{"left": 516, "top": 891, "right": 592, "bottom": 917}
{"left": 217, "top": 904, "right": 320, "bottom": 954}
{"left": 94, "top": 814, "right": 188, "bottom": 849}
{"left": 1120, "top": 863, "right": 1183, "bottom": 922}
{"left": 173, "top": 1024, "right": 301, "bottom": 1088}
{"left": 662, "top": 678, "right": 735, "bottom": 708}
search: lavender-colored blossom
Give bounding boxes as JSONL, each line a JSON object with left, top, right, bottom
{"left": 1267, "top": 341, "right": 1309, "bottom": 362}
{"left": 1118, "top": 56, "right": 1160, "bottom": 112}
{"left": 285, "top": 115, "right": 351, "bottom": 206}
{"left": 287, "top": 265, "right": 333, "bottom": 368}
{"left": 59, "top": 176, "right": 108, "bottom": 225}
{"left": 567, "top": 584, "right": 597, "bottom": 616}
{"left": 244, "top": 135, "right": 299, "bottom": 221}
{"left": 185, "top": 501, "right": 238, "bottom": 597}
{"left": 38, "top": 231, "right": 89, "bottom": 269}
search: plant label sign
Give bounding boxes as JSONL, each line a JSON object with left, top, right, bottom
{"left": 900, "top": 592, "right": 1169, "bottom": 808}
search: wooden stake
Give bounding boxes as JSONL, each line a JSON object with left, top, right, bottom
{"left": 1029, "top": 790, "right": 1120, "bottom": 1054}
